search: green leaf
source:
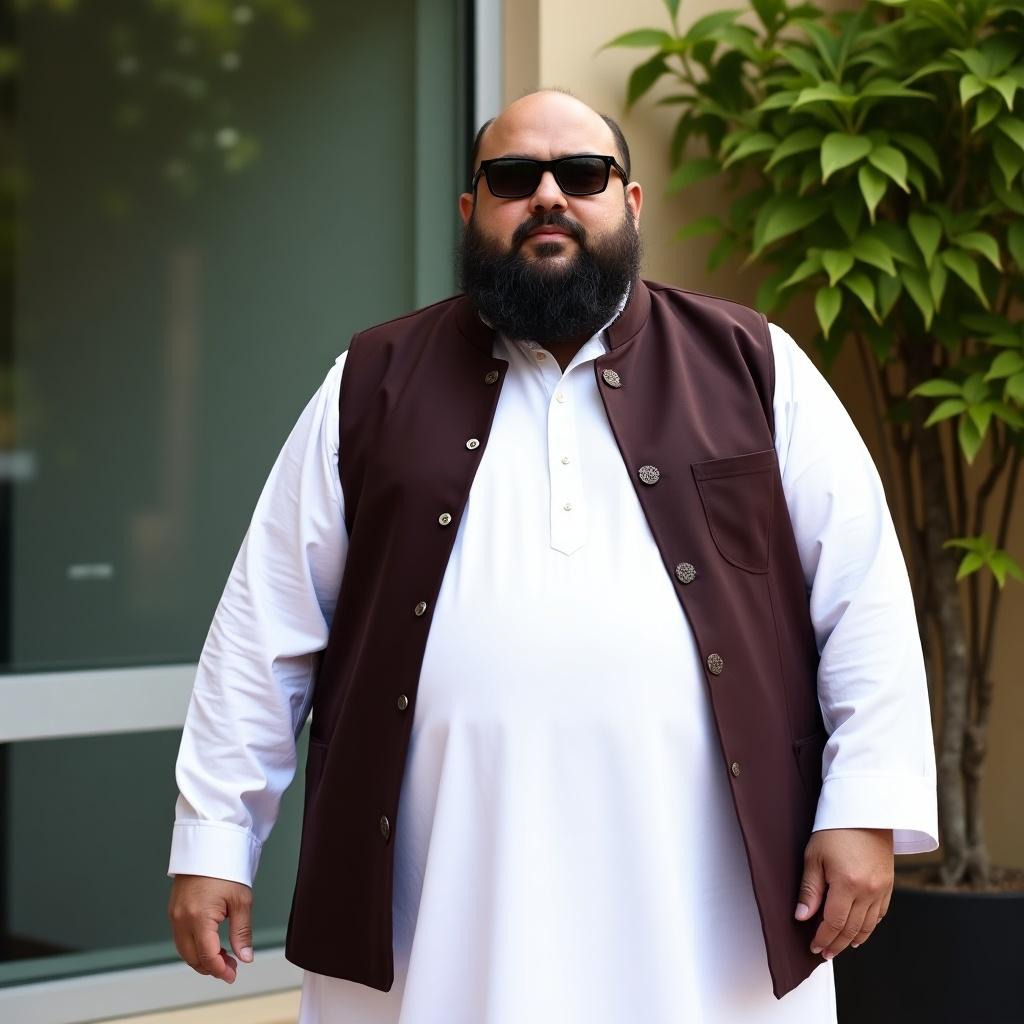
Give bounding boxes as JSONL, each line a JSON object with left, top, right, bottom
{"left": 870, "top": 222, "right": 919, "bottom": 265}
{"left": 707, "top": 233, "right": 737, "bottom": 272}
{"left": 962, "top": 372, "right": 989, "bottom": 405}
{"left": 779, "top": 46, "right": 825, "bottom": 81}
{"left": 750, "top": 0, "right": 786, "bottom": 32}
{"left": 765, "top": 127, "right": 824, "bottom": 170}
{"left": 842, "top": 270, "right": 879, "bottom": 321}
{"left": 751, "top": 197, "right": 827, "bottom": 255}
{"left": 991, "top": 168, "right": 1024, "bottom": 215}
{"left": 996, "top": 115, "right": 1024, "bottom": 154}
{"left": 974, "top": 92, "right": 1002, "bottom": 132}
{"left": 1008, "top": 221, "right": 1024, "bottom": 269}
{"left": 877, "top": 272, "right": 902, "bottom": 318}
{"left": 795, "top": 82, "right": 859, "bottom": 109}
{"left": 959, "top": 73, "right": 986, "bottom": 104}
{"left": 941, "top": 249, "right": 989, "bottom": 308}
{"left": 857, "top": 164, "right": 887, "bottom": 222}
{"left": 968, "top": 401, "right": 994, "bottom": 435}
{"left": 850, "top": 234, "right": 897, "bottom": 276}
{"left": 954, "top": 551, "right": 986, "bottom": 580}
{"left": 627, "top": 54, "right": 668, "bottom": 110}
{"left": 821, "top": 132, "right": 872, "bottom": 181}
{"left": 993, "top": 136, "right": 1024, "bottom": 187}
{"left": 858, "top": 77, "right": 932, "bottom": 101}
{"left": 682, "top": 9, "right": 744, "bottom": 43}
{"left": 958, "top": 415, "right": 985, "bottom": 463}
{"left": 889, "top": 131, "right": 942, "bottom": 180}
{"left": 603, "top": 29, "right": 675, "bottom": 49}
{"left": 722, "top": 132, "right": 779, "bottom": 167}
{"left": 822, "top": 249, "right": 854, "bottom": 286}
{"left": 901, "top": 267, "right": 934, "bottom": 327}
{"left": 952, "top": 48, "right": 992, "bottom": 80}
{"left": 756, "top": 268, "right": 790, "bottom": 312}
{"left": 868, "top": 144, "right": 909, "bottom": 191}
{"left": 666, "top": 158, "right": 721, "bottom": 194}
{"left": 929, "top": 257, "right": 948, "bottom": 308}
{"left": 798, "top": 159, "right": 820, "bottom": 195}
{"left": 955, "top": 231, "right": 1002, "bottom": 269}
{"left": 989, "top": 551, "right": 1024, "bottom": 588}
{"left": 1005, "top": 372, "right": 1024, "bottom": 404}
{"left": 985, "top": 351, "right": 1024, "bottom": 380}
{"left": 909, "top": 378, "right": 963, "bottom": 397}
{"left": 815, "top": 285, "right": 842, "bottom": 338}
{"left": 755, "top": 90, "right": 800, "bottom": 112}
{"left": 923, "top": 398, "right": 966, "bottom": 426}
{"left": 988, "top": 74, "right": 1019, "bottom": 111}
{"left": 904, "top": 57, "right": 961, "bottom": 83}
{"left": 676, "top": 215, "right": 723, "bottom": 240}
{"left": 780, "top": 251, "right": 824, "bottom": 289}
{"left": 909, "top": 213, "right": 942, "bottom": 268}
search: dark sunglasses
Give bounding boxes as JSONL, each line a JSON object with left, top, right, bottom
{"left": 471, "top": 154, "right": 628, "bottom": 199}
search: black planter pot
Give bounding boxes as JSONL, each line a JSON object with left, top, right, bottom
{"left": 834, "top": 867, "right": 1024, "bottom": 1024}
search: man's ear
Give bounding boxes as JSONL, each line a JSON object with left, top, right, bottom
{"left": 458, "top": 192, "right": 474, "bottom": 225}
{"left": 626, "top": 181, "right": 643, "bottom": 224}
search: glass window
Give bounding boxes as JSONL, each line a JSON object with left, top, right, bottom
{"left": 0, "top": 0, "right": 469, "bottom": 1002}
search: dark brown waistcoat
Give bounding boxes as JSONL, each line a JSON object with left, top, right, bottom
{"left": 284, "top": 278, "right": 829, "bottom": 1000}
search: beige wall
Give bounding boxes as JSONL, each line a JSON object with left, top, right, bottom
{"left": 505, "top": 0, "right": 1023, "bottom": 869}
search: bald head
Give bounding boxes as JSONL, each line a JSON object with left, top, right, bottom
{"left": 469, "top": 90, "right": 631, "bottom": 187}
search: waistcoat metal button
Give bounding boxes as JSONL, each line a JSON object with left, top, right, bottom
{"left": 379, "top": 814, "right": 391, "bottom": 840}
{"left": 707, "top": 653, "right": 724, "bottom": 675}
{"left": 438, "top": 512, "right": 452, "bottom": 526}
{"left": 730, "top": 761, "right": 741, "bottom": 777}
{"left": 414, "top": 601, "right": 427, "bottom": 616}
{"left": 466, "top": 438, "right": 480, "bottom": 450}
{"left": 601, "top": 368, "right": 622, "bottom": 388}
{"left": 675, "top": 562, "right": 696, "bottom": 584}
{"left": 638, "top": 464, "right": 660, "bottom": 485}
{"left": 484, "top": 370, "right": 499, "bottom": 384}
{"left": 397, "top": 694, "right": 409, "bottom": 711}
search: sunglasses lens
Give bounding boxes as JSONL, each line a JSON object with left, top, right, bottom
{"left": 486, "top": 160, "right": 542, "bottom": 198}
{"left": 556, "top": 157, "right": 609, "bottom": 195}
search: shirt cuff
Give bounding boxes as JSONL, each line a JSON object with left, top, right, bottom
{"left": 167, "top": 820, "right": 263, "bottom": 888}
{"left": 812, "top": 773, "right": 939, "bottom": 854}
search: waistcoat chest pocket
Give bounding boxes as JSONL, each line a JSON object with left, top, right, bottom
{"left": 691, "top": 448, "right": 776, "bottom": 573}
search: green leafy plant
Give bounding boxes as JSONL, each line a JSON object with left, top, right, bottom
{"left": 606, "top": 0, "right": 1024, "bottom": 888}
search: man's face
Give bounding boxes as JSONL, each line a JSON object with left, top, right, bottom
{"left": 458, "top": 94, "right": 643, "bottom": 272}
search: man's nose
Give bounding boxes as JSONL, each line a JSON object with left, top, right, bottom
{"left": 529, "top": 169, "right": 568, "bottom": 212}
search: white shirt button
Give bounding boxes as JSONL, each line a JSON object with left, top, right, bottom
{"left": 563, "top": 502, "right": 573, "bottom": 511}
{"left": 555, "top": 391, "right": 566, "bottom": 403}
{"left": 536, "top": 351, "right": 546, "bottom": 360}
{"left": 561, "top": 456, "right": 570, "bottom": 465}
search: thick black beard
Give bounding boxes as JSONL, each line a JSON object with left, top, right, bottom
{"left": 455, "top": 204, "right": 642, "bottom": 343}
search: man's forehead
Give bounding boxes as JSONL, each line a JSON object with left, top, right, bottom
{"left": 479, "top": 104, "right": 616, "bottom": 162}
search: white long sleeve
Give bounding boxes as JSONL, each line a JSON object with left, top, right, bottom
{"left": 167, "top": 350, "right": 349, "bottom": 887}
{"left": 769, "top": 322, "right": 939, "bottom": 854}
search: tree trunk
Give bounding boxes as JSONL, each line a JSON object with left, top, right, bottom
{"left": 908, "top": 345, "right": 973, "bottom": 886}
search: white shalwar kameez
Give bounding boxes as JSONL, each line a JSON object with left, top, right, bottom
{"left": 169, "top": 294, "right": 939, "bottom": 1024}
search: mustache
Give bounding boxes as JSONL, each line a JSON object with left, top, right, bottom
{"left": 511, "top": 212, "right": 587, "bottom": 249}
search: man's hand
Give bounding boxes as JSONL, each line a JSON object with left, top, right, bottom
{"left": 168, "top": 874, "right": 254, "bottom": 983}
{"left": 794, "top": 827, "right": 894, "bottom": 960}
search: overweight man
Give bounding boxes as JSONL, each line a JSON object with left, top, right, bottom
{"left": 167, "top": 89, "right": 938, "bottom": 1023}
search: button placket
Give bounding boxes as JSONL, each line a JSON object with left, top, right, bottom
{"left": 547, "top": 373, "right": 586, "bottom": 555}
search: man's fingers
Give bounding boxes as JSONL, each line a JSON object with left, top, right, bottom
{"left": 850, "top": 898, "right": 884, "bottom": 948}
{"left": 193, "top": 926, "right": 237, "bottom": 984}
{"left": 822, "top": 897, "right": 870, "bottom": 958}
{"left": 228, "top": 888, "right": 255, "bottom": 964}
{"left": 810, "top": 885, "right": 853, "bottom": 957}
